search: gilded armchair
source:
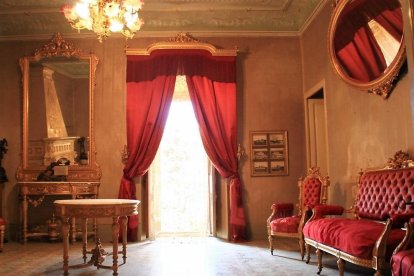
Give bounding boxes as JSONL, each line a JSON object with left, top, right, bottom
{"left": 266, "top": 167, "right": 329, "bottom": 260}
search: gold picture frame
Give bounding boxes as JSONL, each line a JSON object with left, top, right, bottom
{"left": 250, "top": 131, "right": 288, "bottom": 176}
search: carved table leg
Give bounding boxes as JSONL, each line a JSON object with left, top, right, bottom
{"left": 337, "top": 258, "right": 344, "bottom": 276}
{"left": 93, "top": 218, "right": 97, "bottom": 243}
{"left": 70, "top": 217, "right": 76, "bottom": 243}
{"left": 82, "top": 218, "right": 88, "bottom": 264}
{"left": 22, "top": 194, "right": 28, "bottom": 243}
{"left": 61, "top": 216, "right": 70, "bottom": 276}
{"left": 120, "top": 216, "right": 128, "bottom": 264}
{"left": 112, "top": 216, "right": 119, "bottom": 276}
{"left": 316, "top": 248, "right": 323, "bottom": 275}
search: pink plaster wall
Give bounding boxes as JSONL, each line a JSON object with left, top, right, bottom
{"left": 301, "top": 2, "right": 414, "bottom": 209}
{"left": 0, "top": 35, "right": 306, "bottom": 240}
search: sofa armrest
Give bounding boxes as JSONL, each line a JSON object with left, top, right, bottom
{"left": 311, "top": 204, "right": 344, "bottom": 220}
{"left": 391, "top": 212, "right": 414, "bottom": 229}
{"left": 393, "top": 222, "right": 414, "bottom": 255}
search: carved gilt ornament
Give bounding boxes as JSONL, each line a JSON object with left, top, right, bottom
{"left": 17, "top": 33, "right": 101, "bottom": 181}
{"left": 126, "top": 32, "right": 238, "bottom": 56}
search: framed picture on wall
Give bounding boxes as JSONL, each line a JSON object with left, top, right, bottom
{"left": 250, "top": 131, "right": 288, "bottom": 176}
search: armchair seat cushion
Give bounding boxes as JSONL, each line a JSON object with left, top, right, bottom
{"left": 303, "top": 218, "right": 405, "bottom": 260}
{"left": 270, "top": 215, "right": 300, "bottom": 233}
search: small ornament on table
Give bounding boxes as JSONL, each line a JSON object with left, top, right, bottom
{"left": 77, "top": 137, "right": 88, "bottom": 165}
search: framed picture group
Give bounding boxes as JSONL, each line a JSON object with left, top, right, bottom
{"left": 250, "top": 130, "right": 288, "bottom": 176}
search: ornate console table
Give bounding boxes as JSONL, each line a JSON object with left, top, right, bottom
{"left": 18, "top": 181, "right": 100, "bottom": 243}
{"left": 54, "top": 199, "right": 140, "bottom": 276}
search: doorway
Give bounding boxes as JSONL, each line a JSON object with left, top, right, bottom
{"left": 305, "top": 87, "right": 328, "bottom": 176}
{"left": 148, "top": 76, "right": 214, "bottom": 239}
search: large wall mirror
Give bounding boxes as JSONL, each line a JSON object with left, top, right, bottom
{"left": 328, "top": 0, "right": 406, "bottom": 98}
{"left": 16, "top": 33, "right": 101, "bottom": 181}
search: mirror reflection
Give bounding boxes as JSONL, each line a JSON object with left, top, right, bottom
{"left": 17, "top": 33, "right": 100, "bottom": 181}
{"left": 328, "top": 0, "right": 405, "bottom": 97}
{"left": 27, "top": 57, "right": 90, "bottom": 166}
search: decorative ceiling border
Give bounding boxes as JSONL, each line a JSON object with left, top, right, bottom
{"left": 0, "top": 30, "right": 302, "bottom": 42}
{"left": 0, "top": 0, "right": 326, "bottom": 41}
{"left": 0, "top": 0, "right": 327, "bottom": 41}
{"left": 298, "top": 0, "right": 329, "bottom": 34}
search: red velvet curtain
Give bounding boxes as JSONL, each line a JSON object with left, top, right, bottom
{"left": 121, "top": 49, "right": 246, "bottom": 242}
{"left": 369, "top": 0, "right": 403, "bottom": 41}
{"left": 334, "top": 0, "right": 403, "bottom": 81}
{"left": 185, "top": 75, "right": 245, "bottom": 241}
{"left": 119, "top": 61, "right": 177, "bottom": 240}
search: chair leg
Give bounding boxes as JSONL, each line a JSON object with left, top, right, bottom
{"left": 337, "top": 258, "right": 344, "bottom": 276}
{"left": 0, "top": 225, "right": 4, "bottom": 252}
{"left": 316, "top": 248, "right": 323, "bottom": 275}
{"left": 299, "top": 239, "right": 305, "bottom": 261}
{"left": 268, "top": 235, "right": 274, "bottom": 255}
{"left": 305, "top": 243, "right": 311, "bottom": 264}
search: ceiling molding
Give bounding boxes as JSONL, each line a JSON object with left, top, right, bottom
{"left": 0, "top": 8, "right": 59, "bottom": 15}
{"left": 0, "top": 0, "right": 323, "bottom": 41}
{"left": 0, "top": 30, "right": 302, "bottom": 42}
{"left": 298, "top": 0, "right": 330, "bottom": 35}
{"left": 143, "top": 0, "right": 293, "bottom": 12}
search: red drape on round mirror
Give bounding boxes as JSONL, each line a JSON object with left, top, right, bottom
{"left": 369, "top": 0, "right": 403, "bottom": 41}
{"left": 334, "top": 0, "right": 403, "bottom": 82}
{"left": 121, "top": 50, "right": 246, "bottom": 242}
{"left": 336, "top": 22, "right": 387, "bottom": 82}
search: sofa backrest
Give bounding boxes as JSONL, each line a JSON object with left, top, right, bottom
{"left": 357, "top": 167, "right": 414, "bottom": 220}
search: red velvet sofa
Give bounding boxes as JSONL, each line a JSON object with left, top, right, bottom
{"left": 303, "top": 155, "right": 414, "bottom": 276}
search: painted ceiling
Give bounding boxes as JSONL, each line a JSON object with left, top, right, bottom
{"left": 0, "top": 0, "right": 325, "bottom": 41}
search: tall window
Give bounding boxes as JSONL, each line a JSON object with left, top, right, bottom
{"left": 149, "top": 76, "right": 211, "bottom": 238}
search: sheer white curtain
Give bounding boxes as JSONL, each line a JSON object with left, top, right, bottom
{"left": 149, "top": 76, "right": 210, "bottom": 239}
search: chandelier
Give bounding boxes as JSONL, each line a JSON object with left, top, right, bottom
{"left": 62, "top": 0, "right": 144, "bottom": 42}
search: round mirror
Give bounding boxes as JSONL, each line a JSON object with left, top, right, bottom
{"left": 328, "top": 0, "right": 405, "bottom": 98}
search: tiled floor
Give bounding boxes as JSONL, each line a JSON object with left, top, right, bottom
{"left": 0, "top": 237, "right": 385, "bottom": 276}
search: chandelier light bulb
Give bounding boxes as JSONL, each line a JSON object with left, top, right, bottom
{"left": 110, "top": 19, "right": 124, "bottom": 32}
{"left": 104, "top": 2, "right": 120, "bottom": 17}
{"left": 62, "top": 0, "right": 144, "bottom": 42}
{"left": 75, "top": 2, "right": 90, "bottom": 19}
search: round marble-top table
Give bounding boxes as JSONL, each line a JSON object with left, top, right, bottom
{"left": 54, "top": 199, "right": 140, "bottom": 276}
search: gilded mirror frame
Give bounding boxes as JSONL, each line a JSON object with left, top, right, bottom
{"left": 16, "top": 33, "right": 101, "bottom": 181}
{"left": 328, "top": 0, "right": 406, "bottom": 98}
